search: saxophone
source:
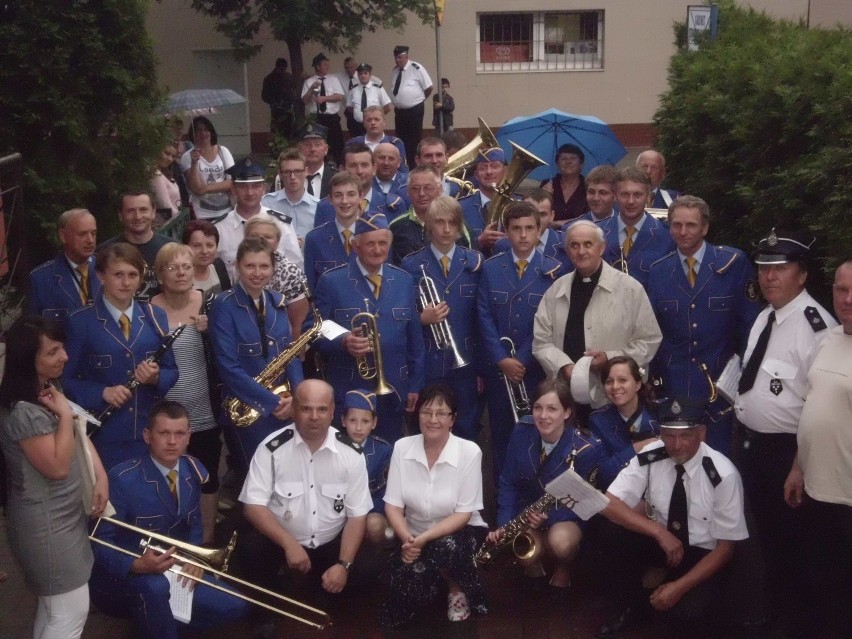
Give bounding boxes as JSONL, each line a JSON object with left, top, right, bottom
{"left": 225, "top": 289, "right": 323, "bottom": 428}
{"left": 474, "top": 442, "right": 592, "bottom": 567}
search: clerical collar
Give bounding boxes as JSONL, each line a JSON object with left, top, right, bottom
{"left": 578, "top": 262, "right": 603, "bottom": 284}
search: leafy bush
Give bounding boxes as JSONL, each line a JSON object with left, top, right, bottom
{"left": 656, "top": 1, "right": 852, "bottom": 286}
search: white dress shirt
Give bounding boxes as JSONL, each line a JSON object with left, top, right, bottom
{"left": 383, "top": 433, "right": 487, "bottom": 536}
{"left": 300, "top": 74, "right": 345, "bottom": 115}
{"left": 240, "top": 425, "right": 372, "bottom": 548}
{"left": 347, "top": 82, "right": 392, "bottom": 123}
{"left": 214, "top": 208, "right": 303, "bottom": 281}
{"left": 389, "top": 60, "right": 432, "bottom": 109}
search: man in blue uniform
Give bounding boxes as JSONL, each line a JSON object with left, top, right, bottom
{"left": 313, "top": 143, "right": 404, "bottom": 227}
{"left": 495, "top": 189, "right": 573, "bottom": 274}
{"left": 576, "top": 165, "right": 618, "bottom": 224}
{"left": 401, "top": 196, "right": 484, "bottom": 441}
{"left": 28, "top": 207, "right": 101, "bottom": 327}
{"left": 63, "top": 243, "right": 178, "bottom": 470}
{"left": 636, "top": 150, "right": 681, "bottom": 210}
{"left": 373, "top": 142, "right": 410, "bottom": 201}
{"left": 599, "top": 167, "right": 674, "bottom": 290}
{"left": 647, "top": 195, "right": 761, "bottom": 454}
{"left": 311, "top": 211, "right": 425, "bottom": 442}
{"left": 459, "top": 147, "right": 509, "bottom": 253}
{"left": 349, "top": 106, "right": 408, "bottom": 167}
{"left": 477, "top": 201, "right": 562, "bottom": 482}
{"left": 90, "top": 401, "right": 249, "bottom": 639}
{"left": 303, "top": 171, "right": 361, "bottom": 292}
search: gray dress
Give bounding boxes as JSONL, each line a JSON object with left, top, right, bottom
{"left": 0, "top": 401, "right": 94, "bottom": 595}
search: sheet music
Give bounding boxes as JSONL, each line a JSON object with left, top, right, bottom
{"left": 319, "top": 319, "right": 349, "bottom": 340}
{"left": 715, "top": 354, "right": 741, "bottom": 405}
{"left": 165, "top": 568, "right": 195, "bottom": 624}
{"left": 544, "top": 468, "right": 610, "bottom": 521}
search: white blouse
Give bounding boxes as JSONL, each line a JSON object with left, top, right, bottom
{"left": 384, "top": 433, "right": 486, "bottom": 536}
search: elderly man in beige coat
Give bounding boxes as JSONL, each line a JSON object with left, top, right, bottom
{"left": 533, "top": 220, "right": 662, "bottom": 409}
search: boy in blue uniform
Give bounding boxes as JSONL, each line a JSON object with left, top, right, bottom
{"left": 303, "top": 171, "right": 361, "bottom": 292}
{"left": 311, "top": 211, "right": 425, "bottom": 442}
{"left": 401, "top": 195, "right": 485, "bottom": 441}
{"left": 458, "top": 147, "right": 509, "bottom": 253}
{"left": 90, "top": 401, "right": 249, "bottom": 639}
{"left": 477, "top": 201, "right": 562, "bottom": 483}
{"left": 341, "top": 389, "right": 392, "bottom": 545}
{"left": 647, "top": 196, "right": 761, "bottom": 454}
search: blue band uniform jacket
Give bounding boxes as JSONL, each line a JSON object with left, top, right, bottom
{"left": 28, "top": 254, "right": 102, "bottom": 327}
{"left": 588, "top": 404, "right": 659, "bottom": 489}
{"left": 600, "top": 213, "right": 675, "bottom": 290}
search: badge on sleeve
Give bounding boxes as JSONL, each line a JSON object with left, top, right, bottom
{"left": 769, "top": 378, "right": 783, "bottom": 396}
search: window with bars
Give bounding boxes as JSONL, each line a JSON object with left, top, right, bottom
{"left": 477, "top": 11, "right": 603, "bottom": 72}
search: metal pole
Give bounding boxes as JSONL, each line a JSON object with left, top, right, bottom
{"left": 435, "top": 18, "right": 443, "bottom": 135}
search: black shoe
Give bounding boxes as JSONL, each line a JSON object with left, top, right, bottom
{"left": 596, "top": 607, "right": 649, "bottom": 638}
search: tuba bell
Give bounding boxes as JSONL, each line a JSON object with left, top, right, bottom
{"left": 486, "top": 142, "right": 548, "bottom": 228}
{"left": 444, "top": 117, "right": 500, "bottom": 199}
{"left": 351, "top": 300, "right": 396, "bottom": 396}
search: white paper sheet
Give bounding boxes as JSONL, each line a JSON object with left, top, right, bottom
{"left": 73, "top": 416, "right": 115, "bottom": 518}
{"left": 715, "top": 354, "right": 742, "bottom": 405}
{"left": 544, "top": 468, "right": 610, "bottom": 521}
{"left": 165, "top": 568, "right": 195, "bottom": 624}
{"left": 319, "top": 319, "right": 350, "bottom": 340}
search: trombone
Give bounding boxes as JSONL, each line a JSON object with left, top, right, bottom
{"left": 351, "top": 300, "right": 396, "bottom": 396}
{"left": 499, "top": 337, "right": 531, "bottom": 422}
{"left": 418, "top": 265, "right": 468, "bottom": 369}
{"left": 89, "top": 516, "right": 332, "bottom": 630}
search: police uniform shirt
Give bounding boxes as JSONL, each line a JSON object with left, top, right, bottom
{"left": 261, "top": 189, "right": 319, "bottom": 239}
{"left": 734, "top": 289, "right": 837, "bottom": 434}
{"left": 239, "top": 425, "right": 372, "bottom": 548}
{"left": 608, "top": 440, "right": 748, "bottom": 550}
{"left": 390, "top": 60, "right": 432, "bottom": 109}
{"left": 215, "top": 208, "right": 303, "bottom": 281}
{"left": 347, "top": 82, "right": 392, "bottom": 123}
{"left": 300, "top": 74, "right": 345, "bottom": 115}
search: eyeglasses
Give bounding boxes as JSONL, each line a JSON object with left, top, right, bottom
{"left": 281, "top": 169, "right": 305, "bottom": 177}
{"left": 419, "top": 410, "right": 453, "bottom": 420}
{"left": 165, "top": 264, "right": 193, "bottom": 273}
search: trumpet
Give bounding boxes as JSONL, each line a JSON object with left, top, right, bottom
{"left": 499, "top": 337, "right": 531, "bottom": 422}
{"left": 418, "top": 265, "right": 468, "bottom": 369}
{"left": 612, "top": 246, "right": 629, "bottom": 274}
{"left": 352, "top": 301, "right": 396, "bottom": 396}
{"left": 225, "top": 286, "right": 324, "bottom": 427}
{"left": 89, "top": 516, "right": 331, "bottom": 629}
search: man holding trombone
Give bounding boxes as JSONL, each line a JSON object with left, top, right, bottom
{"left": 311, "top": 210, "right": 425, "bottom": 442}
{"left": 401, "top": 195, "right": 484, "bottom": 441}
{"left": 89, "top": 401, "right": 249, "bottom": 639}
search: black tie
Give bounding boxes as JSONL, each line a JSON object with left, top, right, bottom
{"left": 318, "top": 77, "right": 327, "bottom": 113}
{"left": 349, "top": 77, "right": 355, "bottom": 90}
{"left": 361, "top": 85, "right": 368, "bottom": 110}
{"left": 738, "top": 311, "right": 776, "bottom": 393}
{"left": 393, "top": 69, "right": 402, "bottom": 96}
{"left": 306, "top": 173, "right": 319, "bottom": 196}
{"left": 667, "top": 464, "right": 689, "bottom": 547}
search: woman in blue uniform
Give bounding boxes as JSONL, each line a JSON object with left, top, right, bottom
{"left": 62, "top": 243, "right": 178, "bottom": 471}
{"left": 588, "top": 356, "right": 659, "bottom": 489}
{"left": 489, "top": 379, "right": 603, "bottom": 593}
{"left": 208, "top": 237, "right": 304, "bottom": 472}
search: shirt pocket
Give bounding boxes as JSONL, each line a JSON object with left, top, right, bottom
{"left": 527, "top": 292, "right": 543, "bottom": 308}
{"left": 708, "top": 296, "right": 734, "bottom": 312}
{"left": 134, "top": 515, "right": 165, "bottom": 531}
{"left": 459, "top": 284, "right": 476, "bottom": 298}
{"left": 316, "top": 261, "right": 337, "bottom": 275}
{"left": 334, "top": 307, "right": 360, "bottom": 325}
{"left": 657, "top": 300, "right": 679, "bottom": 314}
{"left": 270, "top": 481, "right": 305, "bottom": 520}
{"left": 392, "top": 307, "right": 412, "bottom": 322}
{"left": 237, "top": 342, "right": 263, "bottom": 358}
{"left": 490, "top": 290, "right": 509, "bottom": 305}
{"left": 321, "top": 483, "right": 348, "bottom": 516}
{"left": 88, "top": 354, "right": 112, "bottom": 369}
{"left": 43, "top": 308, "right": 69, "bottom": 322}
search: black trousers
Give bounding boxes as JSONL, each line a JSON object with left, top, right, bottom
{"left": 394, "top": 102, "right": 425, "bottom": 168}
{"left": 316, "top": 112, "right": 344, "bottom": 166}
{"left": 738, "top": 427, "right": 805, "bottom": 613}
{"left": 345, "top": 111, "right": 365, "bottom": 137}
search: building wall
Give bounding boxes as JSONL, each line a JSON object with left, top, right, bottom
{"left": 148, "top": 0, "right": 849, "bottom": 149}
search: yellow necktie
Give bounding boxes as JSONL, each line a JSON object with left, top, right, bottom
{"left": 367, "top": 273, "right": 382, "bottom": 299}
{"left": 647, "top": 189, "right": 655, "bottom": 207}
{"left": 440, "top": 255, "right": 450, "bottom": 278}
{"left": 516, "top": 259, "right": 528, "bottom": 280}
{"left": 167, "top": 469, "right": 178, "bottom": 502}
{"left": 623, "top": 226, "right": 636, "bottom": 257}
{"left": 360, "top": 198, "right": 368, "bottom": 213}
{"left": 77, "top": 264, "right": 89, "bottom": 304}
{"left": 119, "top": 313, "right": 131, "bottom": 340}
{"left": 686, "top": 256, "right": 697, "bottom": 287}
{"left": 342, "top": 229, "right": 352, "bottom": 256}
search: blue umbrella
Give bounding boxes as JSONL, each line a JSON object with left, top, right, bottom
{"left": 496, "top": 108, "right": 627, "bottom": 181}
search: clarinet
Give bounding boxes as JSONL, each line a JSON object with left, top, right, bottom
{"left": 93, "top": 324, "right": 187, "bottom": 429}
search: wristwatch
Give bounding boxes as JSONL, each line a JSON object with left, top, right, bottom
{"left": 337, "top": 559, "right": 353, "bottom": 572}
